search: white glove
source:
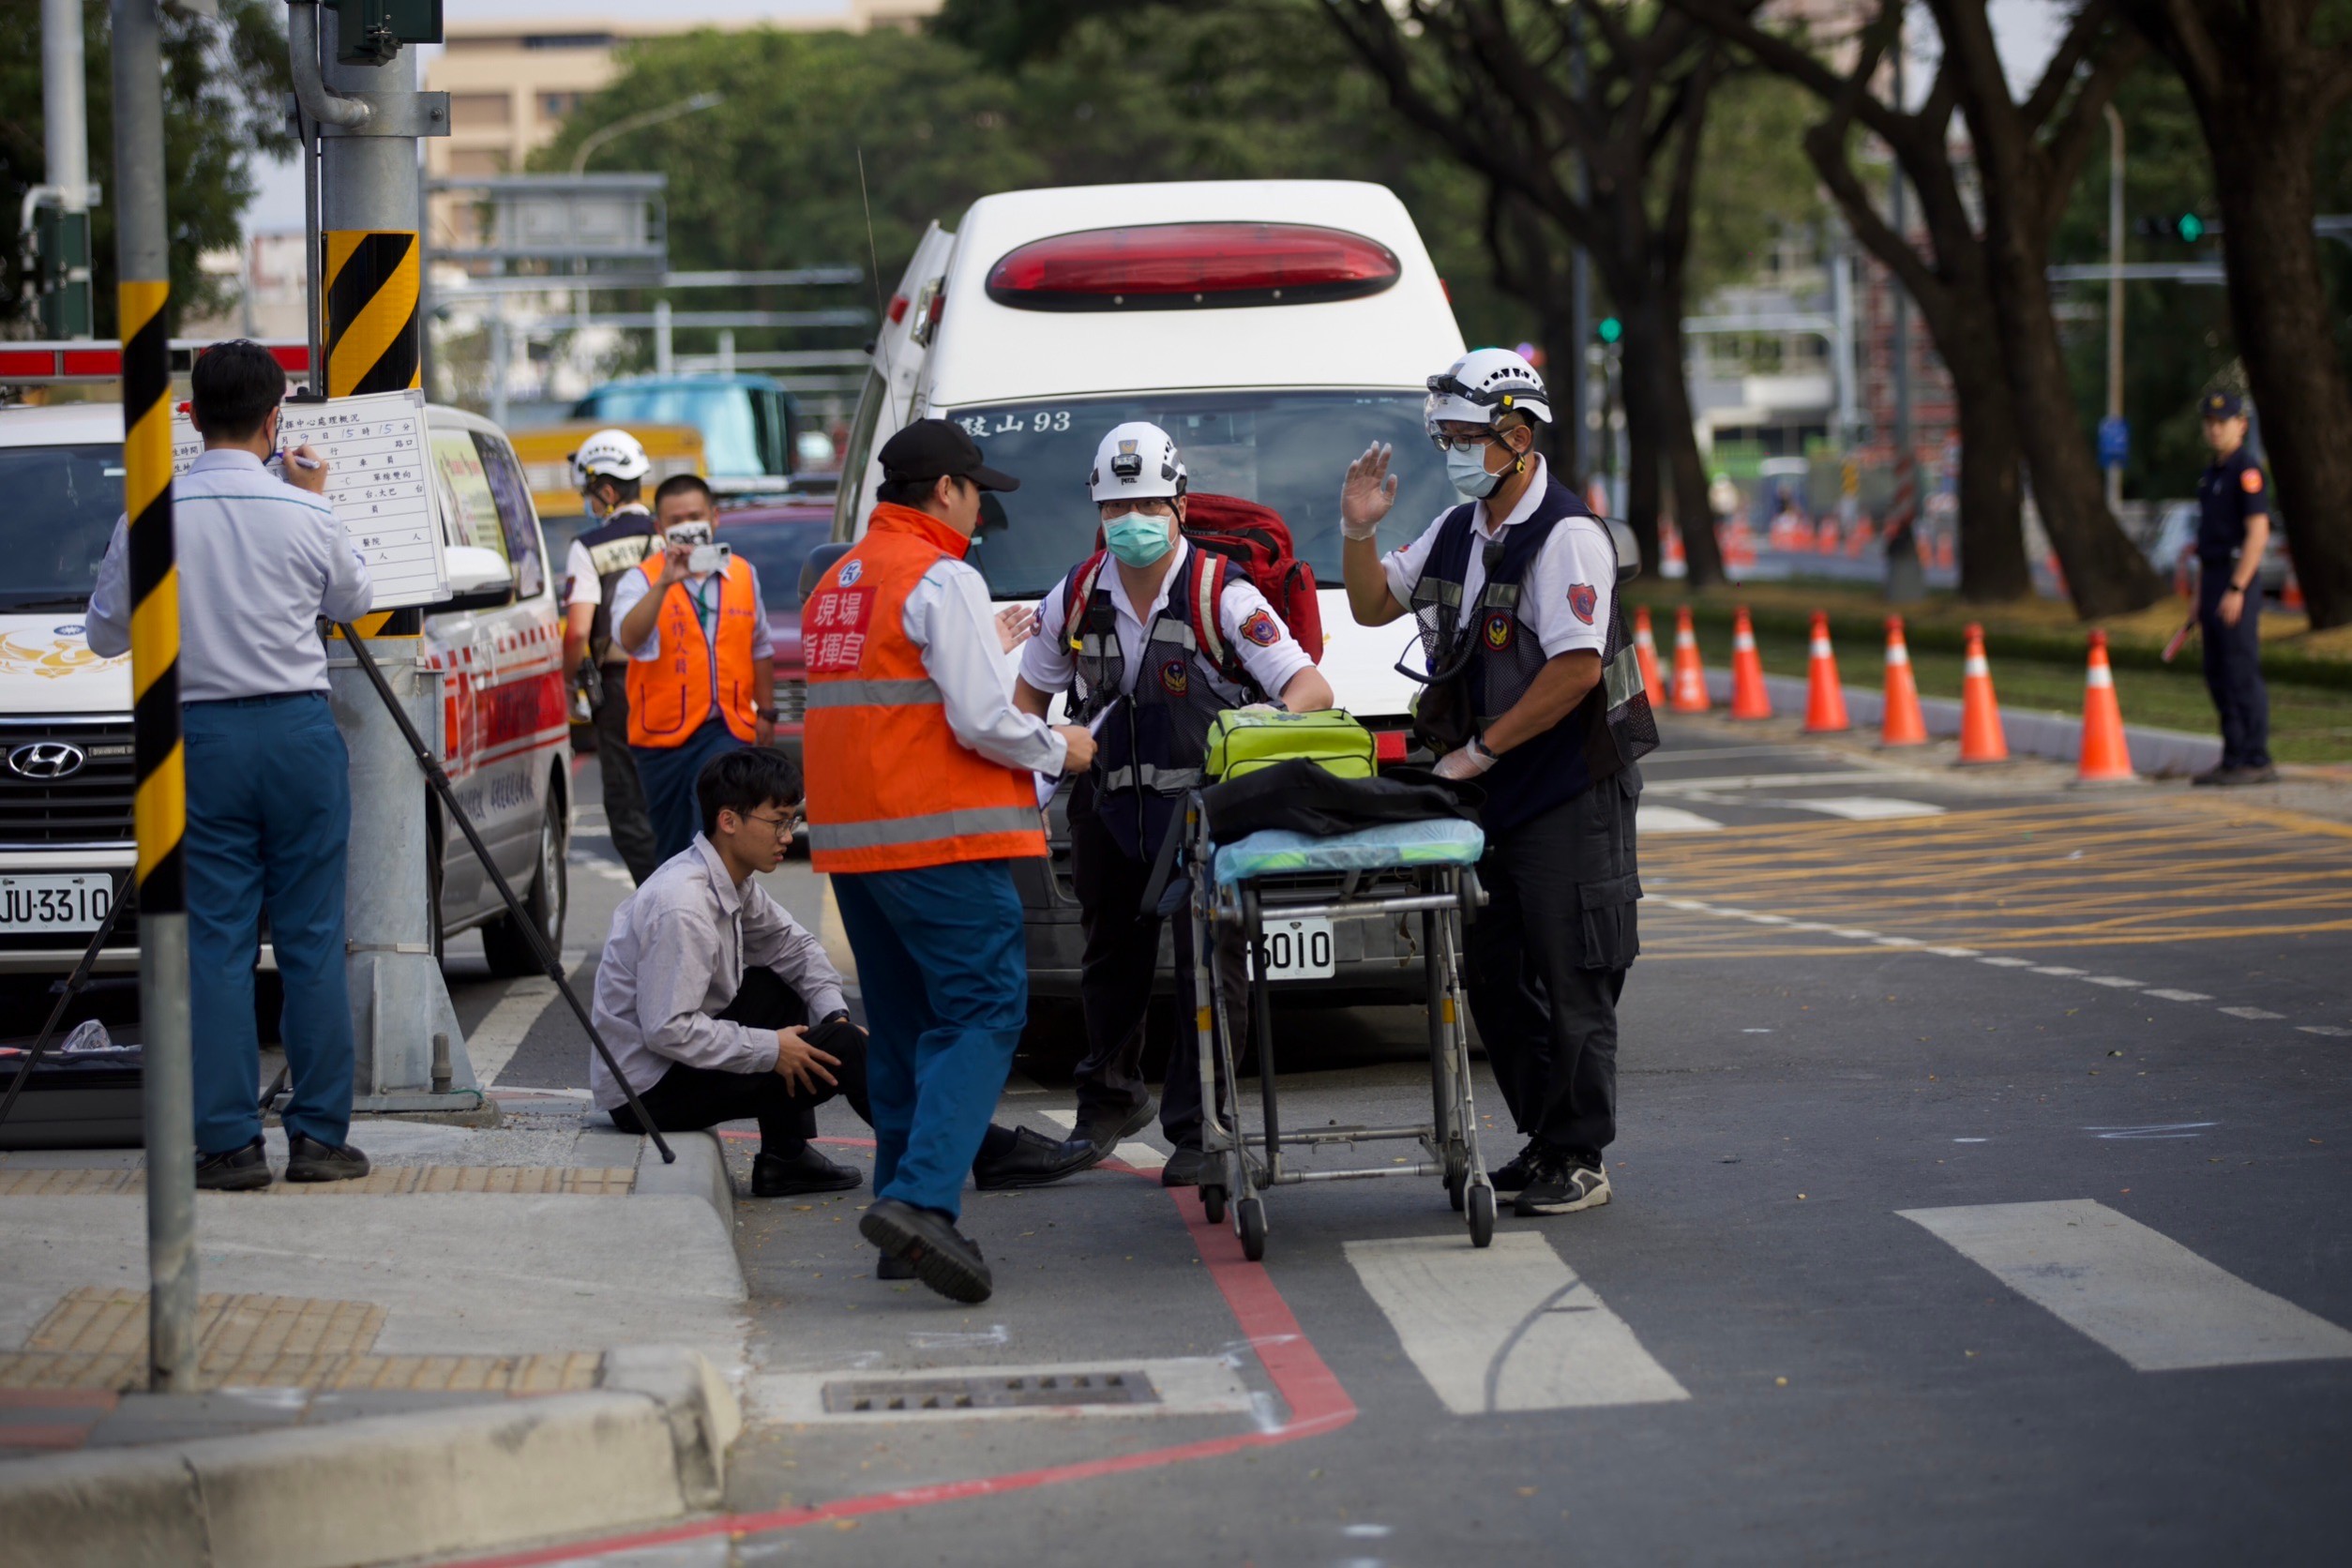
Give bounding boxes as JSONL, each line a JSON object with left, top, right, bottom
{"left": 1434, "top": 742, "right": 1497, "bottom": 781}
{"left": 1339, "top": 442, "right": 1397, "bottom": 542}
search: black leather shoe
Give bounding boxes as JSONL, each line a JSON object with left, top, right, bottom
{"left": 972, "top": 1126, "right": 1096, "bottom": 1190}
{"left": 876, "top": 1251, "right": 916, "bottom": 1281}
{"left": 195, "top": 1137, "right": 273, "bottom": 1191}
{"left": 1160, "top": 1146, "right": 1207, "bottom": 1188}
{"left": 282, "top": 1133, "right": 369, "bottom": 1184}
{"left": 861, "top": 1199, "right": 992, "bottom": 1304}
{"left": 1076, "top": 1096, "right": 1155, "bottom": 1152}
{"left": 752, "top": 1145, "right": 862, "bottom": 1198}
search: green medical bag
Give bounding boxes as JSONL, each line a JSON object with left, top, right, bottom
{"left": 1205, "top": 708, "right": 1376, "bottom": 781}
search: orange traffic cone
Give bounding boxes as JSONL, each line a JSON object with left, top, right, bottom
{"left": 2074, "top": 629, "right": 2135, "bottom": 784}
{"left": 1669, "top": 606, "right": 1711, "bottom": 713}
{"left": 1633, "top": 606, "right": 1665, "bottom": 705}
{"left": 1955, "top": 623, "right": 2008, "bottom": 764}
{"left": 1729, "top": 607, "right": 1772, "bottom": 719}
{"left": 1880, "top": 615, "right": 1928, "bottom": 746}
{"left": 1802, "top": 611, "right": 1850, "bottom": 732}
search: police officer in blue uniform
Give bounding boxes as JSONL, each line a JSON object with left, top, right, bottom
{"left": 1338, "top": 350, "right": 1657, "bottom": 1217}
{"left": 2192, "top": 392, "right": 2277, "bottom": 786}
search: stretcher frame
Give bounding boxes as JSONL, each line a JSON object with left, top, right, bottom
{"left": 1182, "top": 798, "right": 1495, "bottom": 1259}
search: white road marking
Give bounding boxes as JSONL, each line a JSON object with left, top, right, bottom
{"left": 2298, "top": 1025, "right": 2352, "bottom": 1038}
{"left": 2219, "top": 1005, "right": 2286, "bottom": 1020}
{"left": 1638, "top": 805, "right": 1725, "bottom": 834}
{"left": 2144, "top": 988, "right": 2214, "bottom": 1003}
{"left": 2030, "top": 966, "right": 2088, "bottom": 977}
{"left": 1899, "top": 1199, "right": 2352, "bottom": 1372}
{"left": 1037, "top": 1108, "right": 1166, "bottom": 1170}
{"left": 1644, "top": 770, "right": 1932, "bottom": 792}
{"left": 1979, "top": 957, "right": 2036, "bottom": 968}
{"left": 1926, "top": 947, "right": 1983, "bottom": 957}
{"left": 2082, "top": 975, "right": 2145, "bottom": 988}
{"left": 1779, "top": 796, "right": 1946, "bottom": 821}
{"left": 1343, "top": 1232, "right": 1689, "bottom": 1413}
{"left": 465, "top": 978, "right": 559, "bottom": 1087}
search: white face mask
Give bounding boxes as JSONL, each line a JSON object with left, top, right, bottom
{"left": 664, "top": 521, "right": 713, "bottom": 548}
{"left": 1445, "top": 444, "right": 1503, "bottom": 501}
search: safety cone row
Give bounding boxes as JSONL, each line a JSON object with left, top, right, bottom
{"left": 1633, "top": 606, "right": 1666, "bottom": 706}
{"left": 1879, "top": 616, "right": 1928, "bottom": 746}
{"left": 2074, "top": 629, "right": 2135, "bottom": 784}
{"left": 1669, "top": 606, "right": 1711, "bottom": 713}
{"left": 1802, "top": 611, "right": 1850, "bottom": 732}
{"left": 1728, "top": 607, "right": 1772, "bottom": 719}
{"left": 1955, "top": 623, "right": 2008, "bottom": 763}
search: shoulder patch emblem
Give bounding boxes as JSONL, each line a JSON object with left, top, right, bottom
{"left": 2241, "top": 467, "right": 2265, "bottom": 494}
{"left": 1159, "top": 656, "right": 1190, "bottom": 696}
{"left": 1568, "top": 583, "right": 1599, "bottom": 624}
{"left": 837, "top": 558, "right": 864, "bottom": 587}
{"left": 1483, "top": 611, "right": 1515, "bottom": 652}
{"left": 1240, "top": 609, "right": 1281, "bottom": 647}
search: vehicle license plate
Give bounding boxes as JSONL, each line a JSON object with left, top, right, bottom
{"left": 1251, "top": 916, "right": 1335, "bottom": 982}
{"left": 0, "top": 874, "right": 112, "bottom": 933}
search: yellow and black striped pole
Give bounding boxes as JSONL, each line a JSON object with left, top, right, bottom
{"left": 324, "top": 229, "right": 420, "bottom": 396}
{"left": 112, "top": 0, "right": 195, "bottom": 1394}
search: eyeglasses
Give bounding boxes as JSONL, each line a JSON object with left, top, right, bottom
{"left": 740, "top": 810, "right": 801, "bottom": 836}
{"left": 1427, "top": 430, "right": 1501, "bottom": 453}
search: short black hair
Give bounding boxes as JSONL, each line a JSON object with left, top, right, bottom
{"left": 189, "top": 339, "right": 286, "bottom": 441}
{"left": 876, "top": 472, "right": 957, "bottom": 507}
{"left": 591, "top": 474, "right": 642, "bottom": 504}
{"left": 697, "top": 746, "right": 803, "bottom": 837}
{"left": 656, "top": 473, "right": 713, "bottom": 507}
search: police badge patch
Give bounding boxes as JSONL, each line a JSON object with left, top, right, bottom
{"left": 1483, "top": 611, "right": 1515, "bottom": 651}
{"left": 1240, "top": 610, "right": 1280, "bottom": 647}
{"left": 1160, "top": 657, "right": 1190, "bottom": 695}
{"left": 1568, "top": 583, "right": 1598, "bottom": 624}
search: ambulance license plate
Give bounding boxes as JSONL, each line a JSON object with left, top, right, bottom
{"left": 1253, "top": 916, "right": 1335, "bottom": 982}
{"left": 0, "top": 873, "right": 112, "bottom": 933}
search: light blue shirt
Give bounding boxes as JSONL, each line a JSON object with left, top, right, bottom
{"left": 85, "top": 448, "right": 374, "bottom": 701}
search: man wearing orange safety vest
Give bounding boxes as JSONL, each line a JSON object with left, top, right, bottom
{"left": 803, "top": 420, "right": 1098, "bottom": 1304}
{"left": 613, "top": 474, "right": 777, "bottom": 863}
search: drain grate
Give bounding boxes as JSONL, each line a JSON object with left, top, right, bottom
{"left": 820, "top": 1369, "right": 1159, "bottom": 1414}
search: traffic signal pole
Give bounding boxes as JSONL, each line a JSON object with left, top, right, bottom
{"left": 38, "top": 0, "right": 96, "bottom": 338}
{"left": 112, "top": 0, "right": 196, "bottom": 1394}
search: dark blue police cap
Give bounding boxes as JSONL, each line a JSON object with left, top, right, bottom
{"left": 2201, "top": 390, "right": 2244, "bottom": 419}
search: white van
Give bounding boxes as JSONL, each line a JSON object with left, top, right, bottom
{"left": 0, "top": 401, "right": 571, "bottom": 977}
{"left": 832, "top": 180, "right": 1470, "bottom": 1000}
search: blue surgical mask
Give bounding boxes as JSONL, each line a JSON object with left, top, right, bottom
{"left": 1103, "top": 510, "right": 1174, "bottom": 567}
{"left": 1446, "top": 444, "right": 1502, "bottom": 501}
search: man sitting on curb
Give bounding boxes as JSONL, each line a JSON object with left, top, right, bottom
{"left": 590, "top": 747, "right": 1092, "bottom": 1209}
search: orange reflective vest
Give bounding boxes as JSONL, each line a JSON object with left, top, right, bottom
{"left": 625, "top": 554, "right": 762, "bottom": 747}
{"left": 801, "top": 505, "right": 1048, "bottom": 873}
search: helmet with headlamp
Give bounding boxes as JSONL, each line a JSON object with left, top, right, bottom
{"left": 1087, "top": 421, "right": 1187, "bottom": 504}
{"left": 1424, "top": 348, "right": 1552, "bottom": 449}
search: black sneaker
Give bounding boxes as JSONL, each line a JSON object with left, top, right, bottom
{"left": 752, "top": 1145, "right": 862, "bottom": 1198}
{"left": 972, "top": 1127, "right": 1096, "bottom": 1190}
{"left": 195, "top": 1137, "right": 273, "bottom": 1192}
{"left": 2191, "top": 765, "right": 2230, "bottom": 788}
{"left": 876, "top": 1251, "right": 916, "bottom": 1281}
{"left": 1075, "top": 1096, "right": 1156, "bottom": 1153}
{"left": 860, "top": 1198, "right": 993, "bottom": 1304}
{"left": 282, "top": 1133, "right": 369, "bottom": 1184}
{"left": 1160, "top": 1146, "right": 1207, "bottom": 1188}
{"left": 1514, "top": 1153, "right": 1611, "bottom": 1216}
{"left": 2217, "top": 763, "right": 2280, "bottom": 787}
{"left": 1488, "top": 1139, "right": 1547, "bottom": 1200}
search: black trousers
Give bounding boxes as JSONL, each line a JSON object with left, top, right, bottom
{"left": 611, "top": 968, "right": 870, "bottom": 1155}
{"left": 1069, "top": 789, "right": 1244, "bottom": 1148}
{"left": 592, "top": 675, "right": 663, "bottom": 884}
{"left": 1465, "top": 769, "right": 1641, "bottom": 1163}
{"left": 2198, "top": 568, "right": 2271, "bottom": 769}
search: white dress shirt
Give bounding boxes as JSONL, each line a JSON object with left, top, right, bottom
{"left": 84, "top": 448, "right": 374, "bottom": 700}
{"left": 589, "top": 835, "right": 850, "bottom": 1109}
{"left": 1020, "top": 538, "right": 1315, "bottom": 703}
{"left": 1381, "top": 457, "right": 1618, "bottom": 658}
{"left": 902, "top": 554, "right": 1067, "bottom": 775}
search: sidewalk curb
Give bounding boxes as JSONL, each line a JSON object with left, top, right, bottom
{"left": 1701, "top": 670, "right": 2223, "bottom": 776}
{"left": 633, "top": 1126, "right": 735, "bottom": 1229}
{"left": 0, "top": 1348, "right": 739, "bottom": 1568}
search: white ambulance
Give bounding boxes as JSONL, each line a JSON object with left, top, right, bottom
{"left": 830, "top": 180, "right": 1471, "bottom": 1000}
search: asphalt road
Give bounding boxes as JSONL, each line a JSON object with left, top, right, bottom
{"left": 453, "top": 720, "right": 2352, "bottom": 1567}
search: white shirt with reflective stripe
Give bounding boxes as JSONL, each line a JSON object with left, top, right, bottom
{"left": 1020, "top": 539, "right": 1315, "bottom": 703}
{"left": 1380, "top": 457, "right": 1617, "bottom": 659}
{"left": 901, "top": 555, "right": 1067, "bottom": 775}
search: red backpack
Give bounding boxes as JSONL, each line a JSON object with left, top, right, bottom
{"left": 1181, "top": 492, "right": 1324, "bottom": 663}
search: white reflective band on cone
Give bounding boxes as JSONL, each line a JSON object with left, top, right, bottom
{"left": 1734, "top": 632, "right": 1756, "bottom": 651}
{"left": 1887, "top": 644, "right": 1911, "bottom": 666}
{"left": 1965, "top": 656, "right": 1990, "bottom": 676}
{"left": 2088, "top": 665, "right": 2114, "bottom": 688}
{"left": 1811, "top": 638, "right": 1832, "bottom": 656}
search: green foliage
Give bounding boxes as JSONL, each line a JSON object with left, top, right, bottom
{"left": 0, "top": 0, "right": 294, "bottom": 335}
{"left": 1685, "top": 69, "right": 1825, "bottom": 300}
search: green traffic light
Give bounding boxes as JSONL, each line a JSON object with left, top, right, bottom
{"left": 2177, "top": 213, "right": 2206, "bottom": 243}
{"left": 1597, "top": 316, "right": 1622, "bottom": 344}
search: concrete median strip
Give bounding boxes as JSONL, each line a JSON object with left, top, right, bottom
{"left": 0, "top": 1346, "right": 740, "bottom": 1568}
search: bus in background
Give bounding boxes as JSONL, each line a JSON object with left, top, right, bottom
{"left": 570, "top": 374, "right": 835, "bottom": 504}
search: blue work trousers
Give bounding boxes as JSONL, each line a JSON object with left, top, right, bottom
{"left": 184, "top": 693, "right": 355, "bottom": 1155}
{"left": 2198, "top": 566, "right": 2271, "bottom": 769}
{"left": 830, "top": 859, "right": 1028, "bottom": 1221}
{"left": 632, "top": 717, "right": 747, "bottom": 865}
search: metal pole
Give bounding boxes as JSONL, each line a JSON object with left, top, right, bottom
{"left": 655, "top": 298, "right": 674, "bottom": 376}
{"left": 113, "top": 0, "right": 196, "bottom": 1395}
{"left": 2104, "top": 102, "right": 2126, "bottom": 514}
{"left": 489, "top": 296, "right": 509, "bottom": 429}
{"left": 40, "top": 0, "right": 95, "bottom": 338}
{"left": 1832, "top": 237, "right": 1858, "bottom": 449}
{"left": 1568, "top": 17, "right": 1591, "bottom": 484}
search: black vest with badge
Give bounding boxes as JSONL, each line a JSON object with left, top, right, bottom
{"left": 1407, "top": 479, "right": 1656, "bottom": 833}
{"left": 1059, "top": 547, "right": 1266, "bottom": 859}
{"left": 577, "top": 505, "right": 661, "bottom": 666}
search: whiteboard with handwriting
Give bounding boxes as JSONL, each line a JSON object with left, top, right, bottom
{"left": 170, "top": 387, "right": 450, "bottom": 611}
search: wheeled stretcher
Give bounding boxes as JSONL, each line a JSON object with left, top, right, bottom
{"left": 1182, "top": 802, "right": 1495, "bottom": 1259}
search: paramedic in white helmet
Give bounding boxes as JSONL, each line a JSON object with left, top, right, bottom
{"left": 561, "top": 429, "right": 665, "bottom": 882}
{"left": 1013, "top": 421, "right": 1333, "bottom": 1184}
{"left": 1336, "top": 349, "right": 1657, "bottom": 1218}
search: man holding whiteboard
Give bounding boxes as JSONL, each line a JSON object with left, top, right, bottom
{"left": 86, "top": 340, "right": 377, "bottom": 1190}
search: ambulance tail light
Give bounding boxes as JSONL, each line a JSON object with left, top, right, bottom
{"left": 985, "top": 223, "right": 1402, "bottom": 312}
{"left": 886, "top": 294, "right": 910, "bottom": 324}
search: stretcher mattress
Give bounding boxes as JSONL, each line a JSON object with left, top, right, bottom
{"left": 1211, "top": 819, "right": 1485, "bottom": 888}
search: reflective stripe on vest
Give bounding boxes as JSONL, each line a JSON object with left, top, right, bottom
{"left": 626, "top": 555, "right": 761, "bottom": 747}
{"left": 807, "top": 805, "right": 1050, "bottom": 852}
{"left": 803, "top": 677, "right": 942, "bottom": 709}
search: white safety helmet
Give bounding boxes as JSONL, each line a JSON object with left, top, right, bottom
{"left": 1424, "top": 348, "right": 1552, "bottom": 442}
{"left": 1087, "top": 421, "right": 1187, "bottom": 504}
{"left": 570, "top": 428, "right": 652, "bottom": 487}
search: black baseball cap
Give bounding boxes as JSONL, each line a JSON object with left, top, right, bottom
{"left": 2201, "top": 390, "right": 2244, "bottom": 419}
{"left": 878, "top": 418, "right": 1020, "bottom": 492}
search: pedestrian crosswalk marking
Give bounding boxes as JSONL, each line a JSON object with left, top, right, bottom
{"left": 1781, "top": 796, "right": 1945, "bottom": 821}
{"left": 1638, "top": 805, "right": 1724, "bottom": 834}
{"left": 1343, "top": 1233, "right": 1688, "bottom": 1414}
{"left": 1899, "top": 1199, "right": 2352, "bottom": 1372}
{"left": 465, "top": 978, "right": 558, "bottom": 1088}
{"left": 1036, "top": 1108, "right": 1165, "bottom": 1170}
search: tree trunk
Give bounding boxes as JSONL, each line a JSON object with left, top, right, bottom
{"left": 1938, "top": 321, "right": 2032, "bottom": 600}
{"left": 1619, "top": 339, "right": 1665, "bottom": 582}
{"left": 1621, "top": 287, "right": 1725, "bottom": 588}
{"left": 2207, "top": 121, "right": 2352, "bottom": 628}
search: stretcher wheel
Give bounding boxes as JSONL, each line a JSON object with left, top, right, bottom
{"left": 1446, "top": 1168, "right": 1467, "bottom": 1213}
{"left": 1236, "top": 1197, "right": 1267, "bottom": 1262}
{"left": 1200, "top": 1184, "right": 1227, "bottom": 1225}
{"left": 1468, "top": 1184, "right": 1496, "bottom": 1248}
